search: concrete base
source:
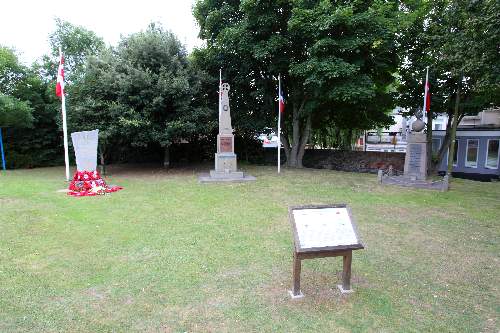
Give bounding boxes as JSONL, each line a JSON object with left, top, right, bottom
{"left": 198, "top": 172, "right": 256, "bottom": 183}
{"left": 337, "top": 285, "right": 355, "bottom": 294}
{"left": 288, "top": 290, "right": 304, "bottom": 299}
{"left": 381, "top": 175, "right": 449, "bottom": 191}
{"left": 214, "top": 152, "right": 237, "bottom": 173}
{"left": 209, "top": 170, "right": 244, "bottom": 179}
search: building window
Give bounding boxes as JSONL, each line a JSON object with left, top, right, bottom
{"left": 453, "top": 140, "right": 459, "bottom": 166}
{"left": 465, "top": 139, "right": 479, "bottom": 168}
{"left": 434, "top": 124, "right": 442, "bottom": 130}
{"left": 485, "top": 139, "right": 499, "bottom": 169}
{"left": 432, "top": 138, "right": 441, "bottom": 153}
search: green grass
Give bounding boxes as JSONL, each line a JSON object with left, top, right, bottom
{"left": 0, "top": 165, "right": 499, "bottom": 332}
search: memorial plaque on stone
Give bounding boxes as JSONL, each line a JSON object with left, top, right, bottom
{"left": 219, "top": 137, "right": 232, "bottom": 153}
{"left": 403, "top": 132, "right": 427, "bottom": 180}
{"left": 408, "top": 144, "right": 422, "bottom": 174}
{"left": 289, "top": 204, "right": 364, "bottom": 298}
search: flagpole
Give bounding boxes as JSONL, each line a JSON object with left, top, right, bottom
{"left": 219, "top": 68, "right": 222, "bottom": 122}
{"left": 60, "top": 47, "right": 70, "bottom": 181}
{"left": 423, "top": 66, "right": 429, "bottom": 124}
{"left": 278, "top": 74, "right": 281, "bottom": 174}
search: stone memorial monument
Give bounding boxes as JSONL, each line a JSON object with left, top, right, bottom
{"left": 199, "top": 83, "right": 255, "bottom": 183}
{"left": 403, "top": 117, "right": 427, "bottom": 180}
{"left": 380, "top": 109, "right": 448, "bottom": 191}
{"left": 67, "top": 129, "right": 123, "bottom": 196}
{"left": 72, "top": 129, "right": 99, "bottom": 171}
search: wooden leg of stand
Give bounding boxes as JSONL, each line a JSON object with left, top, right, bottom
{"left": 292, "top": 253, "right": 302, "bottom": 296}
{"left": 342, "top": 251, "right": 352, "bottom": 291}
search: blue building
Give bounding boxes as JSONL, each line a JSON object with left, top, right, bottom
{"left": 433, "top": 127, "right": 500, "bottom": 180}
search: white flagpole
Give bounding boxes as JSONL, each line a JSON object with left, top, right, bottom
{"left": 423, "top": 66, "right": 429, "bottom": 124}
{"left": 60, "top": 47, "right": 70, "bottom": 181}
{"left": 278, "top": 74, "right": 281, "bottom": 174}
{"left": 219, "top": 68, "right": 222, "bottom": 121}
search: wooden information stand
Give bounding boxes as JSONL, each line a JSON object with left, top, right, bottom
{"left": 289, "top": 204, "right": 364, "bottom": 298}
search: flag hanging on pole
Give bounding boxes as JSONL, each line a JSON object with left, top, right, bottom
{"left": 279, "top": 85, "right": 285, "bottom": 114}
{"left": 56, "top": 53, "right": 65, "bottom": 97}
{"left": 423, "top": 67, "right": 430, "bottom": 117}
{"left": 56, "top": 47, "right": 70, "bottom": 181}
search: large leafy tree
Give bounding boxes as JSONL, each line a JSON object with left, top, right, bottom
{"left": 194, "top": 0, "right": 398, "bottom": 167}
{"left": 398, "top": 0, "right": 500, "bottom": 172}
{"left": 70, "top": 24, "right": 213, "bottom": 167}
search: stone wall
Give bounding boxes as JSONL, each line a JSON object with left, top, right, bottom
{"left": 263, "top": 149, "right": 405, "bottom": 173}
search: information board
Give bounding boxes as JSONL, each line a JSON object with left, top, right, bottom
{"left": 290, "top": 205, "right": 363, "bottom": 252}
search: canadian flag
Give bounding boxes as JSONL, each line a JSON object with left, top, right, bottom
{"left": 56, "top": 51, "right": 64, "bottom": 97}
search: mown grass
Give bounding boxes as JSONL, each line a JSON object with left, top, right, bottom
{"left": 0, "top": 165, "right": 499, "bottom": 332}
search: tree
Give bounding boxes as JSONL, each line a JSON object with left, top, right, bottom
{"left": 40, "top": 18, "right": 105, "bottom": 83}
{"left": 70, "top": 24, "right": 211, "bottom": 168}
{"left": 194, "top": 0, "right": 398, "bottom": 167}
{"left": 0, "top": 94, "right": 33, "bottom": 128}
{"left": 398, "top": 0, "right": 500, "bottom": 173}
{"left": 0, "top": 46, "right": 60, "bottom": 169}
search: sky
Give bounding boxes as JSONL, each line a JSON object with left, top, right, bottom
{"left": 0, "top": 0, "right": 204, "bottom": 65}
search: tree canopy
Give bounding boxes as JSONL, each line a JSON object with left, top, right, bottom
{"left": 69, "top": 23, "right": 214, "bottom": 167}
{"left": 397, "top": 0, "right": 500, "bottom": 170}
{"left": 194, "top": 0, "right": 399, "bottom": 166}
{"left": 0, "top": 93, "right": 33, "bottom": 128}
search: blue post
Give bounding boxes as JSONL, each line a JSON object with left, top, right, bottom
{"left": 0, "top": 127, "right": 6, "bottom": 171}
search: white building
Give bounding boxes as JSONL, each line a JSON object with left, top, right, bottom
{"left": 358, "top": 107, "right": 499, "bottom": 152}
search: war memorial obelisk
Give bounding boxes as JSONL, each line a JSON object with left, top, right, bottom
{"left": 199, "top": 82, "right": 255, "bottom": 183}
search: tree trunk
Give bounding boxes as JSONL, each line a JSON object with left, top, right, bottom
{"left": 447, "top": 76, "right": 462, "bottom": 177}
{"left": 296, "top": 114, "right": 312, "bottom": 168}
{"left": 281, "top": 132, "right": 291, "bottom": 165}
{"left": 163, "top": 145, "right": 170, "bottom": 168}
{"left": 286, "top": 100, "right": 309, "bottom": 168}
{"left": 431, "top": 115, "right": 452, "bottom": 173}
{"left": 426, "top": 108, "right": 433, "bottom": 176}
{"left": 99, "top": 144, "right": 106, "bottom": 175}
{"left": 288, "top": 103, "right": 301, "bottom": 167}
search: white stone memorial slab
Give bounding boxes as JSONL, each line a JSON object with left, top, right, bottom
{"left": 71, "top": 129, "right": 98, "bottom": 172}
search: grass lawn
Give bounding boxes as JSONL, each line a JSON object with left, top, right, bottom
{"left": 0, "top": 165, "right": 499, "bottom": 332}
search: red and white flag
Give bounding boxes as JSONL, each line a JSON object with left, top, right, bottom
{"left": 56, "top": 51, "right": 65, "bottom": 97}
{"left": 423, "top": 67, "right": 430, "bottom": 115}
{"left": 279, "top": 76, "right": 285, "bottom": 114}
